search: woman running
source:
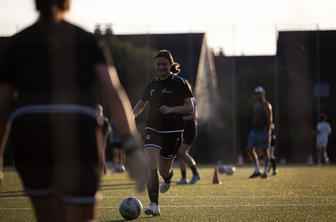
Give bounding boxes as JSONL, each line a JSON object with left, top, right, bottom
{"left": 133, "top": 50, "right": 194, "bottom": 216}
{"left": 176, "top": 80, "right": 201, "bottom": 185}
{"left": 0, "top": 1, "right": 147, "bottom": 221}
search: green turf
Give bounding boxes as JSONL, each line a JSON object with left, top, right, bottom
{"left": 1, "top": 165, "right": 336, "bottom": 221}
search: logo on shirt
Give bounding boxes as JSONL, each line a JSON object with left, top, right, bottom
{"left": 161, "top": 88, "right": 173, "bottom": 94}
{"left": 150, "top": 89, "right": 155, "bottom": 96}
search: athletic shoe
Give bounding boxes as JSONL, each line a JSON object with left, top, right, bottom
{"left": 249, "top": 171, "right": 261, "bottom": 179}
{"left": 144, "top": 202, "right": 161, "bottom": 217}
{"left": 176, "top": 178, "right": 189, "bottom": 185}
{"left": 113, "top": 165, "right": 125, "bottom": 173}
{"left": 160, "top": 181, "right": 171, "bottom": 193}
{"left": 261, "top": 173, "right": 268, "bottom": 179}
{"left": 189, "top": 174, "right": 201, "bottom": 185}
{"left": 272, "top": 169, "right": 278, "bottom": 176}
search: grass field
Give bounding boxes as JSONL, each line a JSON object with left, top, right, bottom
{"left": 1, "top": 165, "right": 336, "bottom": 221}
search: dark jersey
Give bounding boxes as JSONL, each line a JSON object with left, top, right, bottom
{"left": 252, "top": 101, "right": 269, "bottom": 131}
{"left": 0, "top": 20, "right": 106, "bottom": 109}
{"left": 142, "top": 74, "right": 193, "bottom": 132}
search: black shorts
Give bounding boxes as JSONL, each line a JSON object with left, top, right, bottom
{"left": 10, "top": 113, "right": 103, "bottom": 204}
{"left": 144, "top": 128, "right": 182, "bottom": 160}
{"left": 183, "top": 120, "right": 198, "bottom": 145}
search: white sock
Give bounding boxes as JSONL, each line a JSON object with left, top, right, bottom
{"left": 264, "top": 165, "right": 270, "bottom": 174}
{"left": 255, "top": 165, "right": 260, "bottom": 173}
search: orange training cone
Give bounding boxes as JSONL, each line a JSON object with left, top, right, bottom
{"left": 212, "top": 168, "right": 222, "bottom": 184}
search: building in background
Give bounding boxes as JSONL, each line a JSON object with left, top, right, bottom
{"left": 214, "top": 52, "right": 276, "bottom": 163}
{"left": 1, "top": 28, "right": 336, "bottom": 164}
{"left": 277, "top": 30, "right": 336, "bottom": 162}
{"left": 213, "top": 30, "right": 336, "bottom": 163}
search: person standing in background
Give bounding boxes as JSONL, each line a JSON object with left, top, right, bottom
{"left": 316, "top": 114, "right": 332, "bottom": 165}
{"left": 246, "top": 86, "right": 273, "bottom": 179}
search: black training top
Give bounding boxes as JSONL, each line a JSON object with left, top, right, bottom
{"left": 0, "top": 20, "right": 106, "bottom": 109}
{"left": 252, "top": 102, "right": 268, "bottom": 132}
{"left": 141, "top": 74, "right": 193, "bottom": 132}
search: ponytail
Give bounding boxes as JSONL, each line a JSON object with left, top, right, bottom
{"left": 171, "top": 62, "right": 181, "bottom": 74}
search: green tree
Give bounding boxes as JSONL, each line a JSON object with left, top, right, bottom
{"left": 105, "top": 36, "right": 156, "bottom": 105}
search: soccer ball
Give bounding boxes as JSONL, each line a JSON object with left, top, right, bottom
{"left": 119, "top": 197, "right": 143, "bottom": 220}
{"left": 225, "top": 165, "right": 236, "bottom": 175}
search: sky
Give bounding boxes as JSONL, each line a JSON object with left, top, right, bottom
{"left": 1, "top": 0, "right": 336, "bottom": 55}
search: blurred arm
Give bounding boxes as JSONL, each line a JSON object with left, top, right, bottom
{"left": 96, "top": 64, "right": 148, "bottom": 192}
{"left": 164, "top": 98, "right": 194, "bottom": 115}
{"left": 266, "top": 103, "right": 273, "bottom": 132}
{"left": 96, "top": 64, "right": 137, "bottom": 136}
{"left": 133, "top": 100, "right": 149, "bottom": 118}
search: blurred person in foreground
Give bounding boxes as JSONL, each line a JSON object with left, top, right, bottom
{"left": 0, "top": 0, "right": 147, "bottom": 221}
{"left": 246, "top": 86, "right": 273, "bottom": 179}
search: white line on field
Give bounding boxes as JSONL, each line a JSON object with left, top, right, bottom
{"left": 104, "top": 195, "right": 336, "bottom": 199}
{"left": 99, "top": 203, "right": 336, "bottom": 209}
{"left": 1, "top": 203, "right": 336, "bottom": 211}
{"left": 2, "top": 195, "right": 336, "bottom": 200}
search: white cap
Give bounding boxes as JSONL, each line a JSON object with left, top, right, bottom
{"left": 254, "top": 86, "right": 265, "bottom": 94}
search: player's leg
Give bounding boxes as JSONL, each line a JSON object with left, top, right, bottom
{"left": 113, "top": 148, "right": 119, "bottom": 169}
{"left": 269, "top": 147, "right": 277, "bottom": 175}
{"left": 159, "top": 157, "right": 174, "bottom": 193}
{"left": 145, "top": 147, "right": 160, "bottom": 201}
{"left": 258, "top": 130, "right": 271, "bottom": 178}
{"left": 247, "top": 148, "right": 261, "bottom": 178}
{"left": 260, "top": 148, "right": 270, "bottom": 179}
{"left": 57, "top": 115, "right": 103, "bottom": 222}
{"left": 322, "top": 147, "right": 330, "bottom": 164}
{"left": 177, "top": 147, "right": 188, "bottom": 184}
{"left": 179, "top": 120, "right": 200, "bottom": 184}
{"left": 178, "top": 120, "right": 201, "bottom": 184}
{"left": 62, "top": 202, "right": 96, "bottom": 222}
{"left": 118, "top": 148, "right": 125, "bottom": 168}
{"left": 144, "top": 147, "right": 160, "bottom": 216}
{"left": 113, "top": 143, "right": 125, "bottom": 172}
{"left": 11, "top": 114, "right": 59, "bottom": 221}
{"left": 177, "top": 143, "right": 191, "bottom": 184}
{"left": 316, "top": 147, "right": 322, "bottom": 165}
{"left": 143, "top": 129, "right": 161, "bottom": 216}
{"left": 178, "top": 143, "right": 200, "bottom": 184}
{"left": 159, "top": 132, "right": 182, "bottom": 192}
{"left": 30, "top": 196, "right": 63, "bottom": 222}
{"left": 247, "top": 131, "right": 261, "bottom": 178}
